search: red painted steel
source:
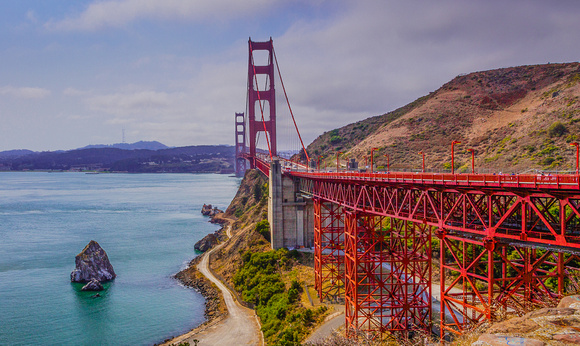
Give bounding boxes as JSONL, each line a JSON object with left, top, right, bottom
{"left": 235, "top": 112, "right": 247, "bottom": 176}
{"left": 344, "top": 211, "right": 432, "bottom": 340}
{"left": 314, "top": 199, "right": 345, "bottom": 302}
{"left": 247, "top": 38, "right": 276, "bottom": 166}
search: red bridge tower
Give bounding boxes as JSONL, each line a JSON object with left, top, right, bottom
{"left": 247, "top": 38, "right": 276, "bottom": 166}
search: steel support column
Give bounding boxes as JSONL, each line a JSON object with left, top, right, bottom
{"left": 345, "top": 211, "right": 432, "bottom": 340}
{"left": 314, "top": 198, "right": 345, "bottom": 302}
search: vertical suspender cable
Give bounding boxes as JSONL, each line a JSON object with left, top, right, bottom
{"left": 273, "top": 46, "right": 310, "bottom": 163}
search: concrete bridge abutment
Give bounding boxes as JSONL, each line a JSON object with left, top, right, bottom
{"left": 268, "top": 159, "right": 314, "bottom": 249}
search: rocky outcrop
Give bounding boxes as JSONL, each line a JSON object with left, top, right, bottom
{"left": 473, "top": 295, "right": 580, "bottom": 345}
{"left": 71, "top": 240, "right": 116, "bottom": 283}
{"left": 201, "top": 204, "right": 223, "bottom": 217}
{"left": 81, "top": 278, "right": 104, "bottom": 291}
{"left": 195, "top": 233, "right": 218, "bottom": 252}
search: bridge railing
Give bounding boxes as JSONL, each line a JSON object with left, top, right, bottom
{"left": 247, "top": 153, "right": 580, "bottom": 190}
{"left": 289, "top": 170, "right": 580, "bottom": 190}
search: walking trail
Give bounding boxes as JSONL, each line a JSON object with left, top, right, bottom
{"left": 165, "top": 224, "right": 262, "bottom": 346}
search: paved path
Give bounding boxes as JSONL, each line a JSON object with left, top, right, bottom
{"left": 304, "top": 311, "right": 344, "bottom": 344}
{"left": 167, "top": 224, "right": 262, "bottom": 346}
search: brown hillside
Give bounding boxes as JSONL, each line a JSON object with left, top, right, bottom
{"left": 308, "top": 62, "right": 580, "bottom": 173}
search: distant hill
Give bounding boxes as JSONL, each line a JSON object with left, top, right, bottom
{"left": 0, "top": 145, "right": 235, "bottom": 173}
{"left": 79, "top": 141, "right": 169, "bottom": 151}
{"left": 307, "top": 62, "right": 580, "bottom": 173}
{"left": 0, "top": 149, "right": 35, "bottom": 159}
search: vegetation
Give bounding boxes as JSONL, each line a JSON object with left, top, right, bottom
{"left": 233, "top": 248, "right": 327, "bottom": 345}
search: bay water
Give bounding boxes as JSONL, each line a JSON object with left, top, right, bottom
{"left": 0, "top": 172, "right": 240, "bottom": 345}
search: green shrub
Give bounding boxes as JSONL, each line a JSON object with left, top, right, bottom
{"left": 255, "top": 220, "right": 270, "bottom": 241}
{"left": 548, "top": 121, "right": 567, "bottom": 137}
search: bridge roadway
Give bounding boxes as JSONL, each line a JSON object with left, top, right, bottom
{"left": 250, "top": 155, "right": 580, "bottom": 339}
{"left": 252, "top": 155, "right": 580, "bottom": 251}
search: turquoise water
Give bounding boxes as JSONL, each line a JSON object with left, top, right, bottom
{"left": 0, "top": 172, "right": 240, "bottom": 345}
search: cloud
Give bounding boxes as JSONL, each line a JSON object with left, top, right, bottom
{"left": 271, "top": 0, "right": 580, "bottom": 145}
{"left": 0, "top": 86, "right": 51, "bottom": 99}
{"left": 86, "top": 90, "right": 175, "bottom": 114}
{"left": 45, "top": 0, "right": 278, "bottom": 31}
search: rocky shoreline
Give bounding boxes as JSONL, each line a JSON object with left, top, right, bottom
{"left": 173, "top": 248, "right": 227, "bottom": 324}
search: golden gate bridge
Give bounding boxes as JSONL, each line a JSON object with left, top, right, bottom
{"left": 235, "top": 37, "right": 580, "bottom": 341}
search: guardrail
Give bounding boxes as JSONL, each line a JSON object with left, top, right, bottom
{"left": 289, "top": 171, "right": 580, "bottom": 190}
{"left": 249, "top": 155, "right": 580, "bottom": 190}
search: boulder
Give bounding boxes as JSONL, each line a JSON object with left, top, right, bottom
{"left": 71, "top": 240, "right": 116, "bottom": 283}
{"left": 557, "top": 295, "right": 580, "bottom": 310}
{"left": 194, "top": 233, "right": 218, "bottom": 252}
{"left": 81, "top": 278, "right": 104, "bottom": 291}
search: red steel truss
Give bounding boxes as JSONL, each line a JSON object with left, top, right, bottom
{"left": 439, "top": 232, "right": 580, "bottom": 337}
{"left": 295, "top": 173, "right": 580, "bottom": 339}
{"left": 343, "top": 211, "right": 432, "bottom": 340}
{"left": 314, "top": 198, "right": 345, "bottom": 302}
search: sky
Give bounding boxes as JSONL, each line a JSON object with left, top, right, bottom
{"left": 1, "top": 0, "right": 580, "bottom": 152}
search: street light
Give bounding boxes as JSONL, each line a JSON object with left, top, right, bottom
{"left": 336, "top": 152, "right": 343, "bottom": 173}
{"left": 451, "top": 140, "right": 461, "bottom": 174}
{"left": 418, "top": 151, "right": 425, "bottom": 173}
{"left": 370, "top": 148, "right": 378, "bottom": 173}
{"left": 384, "top": 154, "right": 390, "bottom": 173}
{"left": 317, "top": 155, "right": 323, "bottom": 171}
{"left": 466, "top": 149, "right": 475, "bottom": 174}
{"left": 571, "top": 142, "right": 579, "bottom": 175}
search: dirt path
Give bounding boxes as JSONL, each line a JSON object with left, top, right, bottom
{"left": 167, "top": 224, "right": 262, "bottom": 346}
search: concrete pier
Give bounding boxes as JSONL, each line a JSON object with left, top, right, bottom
{"left": 268, "top": 159, "right": 313, "bottom": 249}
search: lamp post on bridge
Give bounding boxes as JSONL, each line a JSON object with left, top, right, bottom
{"left": 451, "top": 140, "right": 461, "bottom": 174}
{"left": 571, "top": 142, "right": 579, "bottom": 175}
{"left": 466, "top": 148, "right": 475, "bottom": 174}
{"left": 418, "top": 151, "right": 425, "bottom": 173}
{"left": 370, "top": 148, "right": 378, "bottom": 173}
{"left": 336, "top": 152, "right": 343, "bottom": 173}
{"left": 317, "top": 155, "right": 323, "bottom": 171}
{"left": 384, "top": 154, "right": 390, "bottom": 173}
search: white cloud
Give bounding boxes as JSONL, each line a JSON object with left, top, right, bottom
{"left": 45, "top": 0, "right": 278, "bottom": 31}
{"left": 0, "top": 86, "right": 51, "bottom": 99}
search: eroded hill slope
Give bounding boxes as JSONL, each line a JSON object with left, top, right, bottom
{"left": 309, "top": 62, "right": 580, "bottom": 173}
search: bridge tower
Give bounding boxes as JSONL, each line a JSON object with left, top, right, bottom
{"left": 247, "top": 38, "right": 276, "bottom": 166}
{"left": 234, "top": 112, "right": 247, "bottom": 177}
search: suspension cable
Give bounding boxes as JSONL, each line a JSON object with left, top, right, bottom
{"left": 273, "top": 46, "right": 310, "bottom": 163}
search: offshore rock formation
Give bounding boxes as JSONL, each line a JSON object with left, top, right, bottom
{"left": 71, "top": 240, "right": 116, "bottom": 283}
{"left": 201, "top": 204, "right": 223, "bottom": 217}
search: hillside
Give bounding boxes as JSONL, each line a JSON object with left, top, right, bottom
{"left": 308, "top": 62, "right": 580, "bottom": 173}
{"left": 0, "top": 145, "right": 234, "bottom": 173}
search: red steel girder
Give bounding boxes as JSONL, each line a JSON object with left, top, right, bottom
{"left": 438, "top": 232, "right": 580, "bottom": 339}
{"left": 344, "top": 211, "right": 432, "bottom": 340}
{"left": 298, "top": 178, "right": 580, "bottom": 249}
{"left": 314, "top": 199, "right": 345, "bottom": 302}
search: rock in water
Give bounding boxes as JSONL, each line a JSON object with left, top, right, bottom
{"left": 194, "top": 233, "right": 218, "bottom": 252}
{"left": 81, "top": 278, "right": 104, "bottom": 291}
{"left": 71, "top": 240, "right": 116, "bottom": 283}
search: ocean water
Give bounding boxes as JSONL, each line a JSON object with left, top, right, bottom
{"left": 0, "top": 172, "right": 240, "bottom": 345}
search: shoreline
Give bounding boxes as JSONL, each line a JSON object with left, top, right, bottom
{"left": 159, "top": 219, "right": 230, "bottom": 345}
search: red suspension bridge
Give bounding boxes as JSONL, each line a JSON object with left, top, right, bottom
{"left": 236, "top": 38, "right": 580, "bottom": 341}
